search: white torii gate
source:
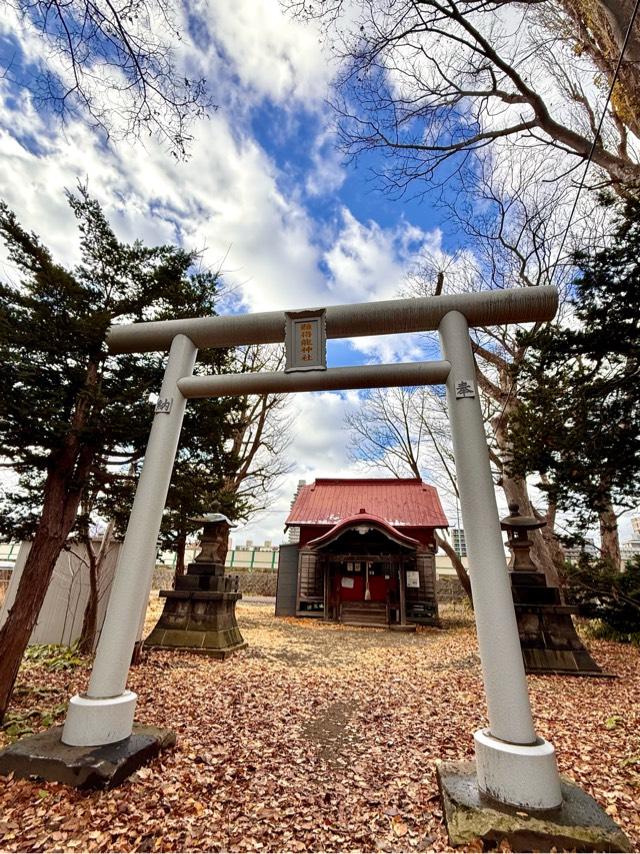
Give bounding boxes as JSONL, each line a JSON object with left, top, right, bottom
{"left": 61, "top": 286, "right": 563, "bottom": 810}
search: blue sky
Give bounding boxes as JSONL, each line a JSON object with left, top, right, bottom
{"left": 0, "top": 0, "right": 580, "bottom": 546}
{"left": 0, "top": 0, "right": 636, "bottom": 557}
{"left": 0, "top": 0, "right": 464, "bottom": 339}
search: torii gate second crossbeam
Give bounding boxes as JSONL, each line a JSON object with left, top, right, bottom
{"left": 61, "top": 286, "right": 562, "bottom": 811}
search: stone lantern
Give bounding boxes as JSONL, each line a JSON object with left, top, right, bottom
{"left": 501, "top": 502, "right": 547, "bottom": 573}
{"left": 501, "top": 503, "right": 603, "bottom": 676}
{"left": 145, "top": 514, "right": 246, "bottom": 658}
{"left": 191, "top": 513, "right": 234, "bottom": 566}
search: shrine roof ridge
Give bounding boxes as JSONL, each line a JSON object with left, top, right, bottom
{"left": 286, "top": 476, "right": 449, "bottom": 529}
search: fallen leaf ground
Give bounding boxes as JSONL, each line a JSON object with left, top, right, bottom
{"left": 0, "top": 600, "right": 639, "bottom": 852}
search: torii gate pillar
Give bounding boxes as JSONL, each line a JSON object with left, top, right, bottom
{"left": 439, "top": 311, "right": 560, "bottom": 808}
{"left": 63, "top": 334, "right": 198, "bottom": 746}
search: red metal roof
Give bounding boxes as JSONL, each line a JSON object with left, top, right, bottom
{"left": 306, "top": 513, "right": 421, "bottom": 550}
{"left": 285, "top": 478, "right": 449, "bottom": 529}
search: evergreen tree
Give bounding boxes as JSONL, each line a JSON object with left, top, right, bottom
{"left": 563, "top": 556, "right": 640, "bottom": 641}
{"left": 0, "top": 188, "right": 233, "bottom": 720}
{"left": 509, "top": 199, "right": 640, "bottom": 564}
{"left": 102, "top": 398, "right": 245, "bottom": 579}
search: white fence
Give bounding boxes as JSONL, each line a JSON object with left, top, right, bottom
{"left": 0, "top": 540, "right": 121, "bottom": 650}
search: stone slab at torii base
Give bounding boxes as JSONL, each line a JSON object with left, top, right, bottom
{"left": 0, "top": 725, "right": 175, "bottom": 789}
{"left": 437, "top": 760, "right": 632, "bottom": 852}
{"left": 145, "top": 514, "right": 247, "bottom": 658}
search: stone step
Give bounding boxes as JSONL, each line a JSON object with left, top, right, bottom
{"left": 339, "top": 621, "right": 388, "bottom": 629}
{"left": 515, "top": 603, "right": 579, "bottom": 615}
{"left": 186, "top": 562, "right": 226, "bottom": 576}
{"left": 159, "top": 589, "right": 242, "bottom": 602}
{"left": 175, "top": 574, "right": 235, "bottom": 592}
{"left": 341, "top": 601, "right": 387, "bottom": 610}
{"left": 340, "top": 602, "right": 389, "bottom": 626}
{"left": 509, "top": 571, "right": 549, "bottom": 587}
{"left": 340, "top": 607, "right": 388, "bottom": 618}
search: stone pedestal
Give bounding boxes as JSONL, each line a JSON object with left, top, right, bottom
{"left": 511, "top": 570, "right": 605, "bottom": 676}
{"left": 145, "top": 561, "right": 246, "bottom": 657}
{"left": 0, "top": 725, "right": 175, "bottom": 789}
{"left": 437, "top": 760, "right": 632, "bottom": 851}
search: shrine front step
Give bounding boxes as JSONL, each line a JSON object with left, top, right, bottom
{"left": 340, "top": 602, "right": 389, "bottom": 627}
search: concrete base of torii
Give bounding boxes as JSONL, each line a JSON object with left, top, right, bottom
{"left": 437, "top": 759, "right": 632, "bottom": 852}
{"left": 0, "top": 724, "right": 175, "bottom": 789}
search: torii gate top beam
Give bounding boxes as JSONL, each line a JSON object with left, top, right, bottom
{"left": 107, "top": 286, "right": 558, "bottom": 354}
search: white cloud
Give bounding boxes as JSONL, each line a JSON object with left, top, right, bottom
{"left": 322, "top": 208, "right": 445, "bottom": 362}
{"left": 305, "top": 128, "right": 347, "bottom": 197}
{"left": 176, "top": 0, "right": 333, "bottom": 111}
{"left": 324, "top": 209, "right": 440, "bottom": 302}
{"left": 0, "top": 105, "right": 325, "bottom": 307}
{"left": 0, "top": 12, "right": 457, "bottom": 548}
{"left": 0, "top": 98, "right": 456, "bottom": 543}
{"left": 0, "top": 95, "right": 448, "bottom": 322}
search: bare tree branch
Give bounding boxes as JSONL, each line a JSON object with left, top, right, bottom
{"left": 3, "top": 0, "right": 214, "bottom": 156}
{"left": 288, "top": 0, "right": 640, "bottom": 193}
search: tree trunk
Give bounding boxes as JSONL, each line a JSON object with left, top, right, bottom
{"left": 435, "top": 532, "right": 473, "bottom": 603}
{"left": 0, "top": 467, "right": 86, "bottom": 722}
{"left": 78, "top": 520, "right": 114, "bottom": 655}
{"left": 559, "top": 0, "right": 640, "bottom": 143}
{"left": 538, "top": 513, "right": 566, "bottom": 574}
{"left": 0, "top": 361, "right": 99, "bottom": 723}
{"left": 210, "top": 524, "right": 231, "bottom": 567}
{"left": 489, "top": 373, "right": 562, "bottom": 588}
{"left": 536, "top": 482, "right": 566, "bottom": 574}
{"left": 78, "top": 544, "right": 98, "bottom": 656}
{"left": 175, "top": 531, "right": 187, "bottom": 579}
{"left": 599, "top": 501, "right": 621, "bottom": 568}
{"left": 600, "top": 0, "right": 640, "bottom": 59}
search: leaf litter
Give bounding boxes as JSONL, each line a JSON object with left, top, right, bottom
{"left": 0, "top": 601, "right": 638, "bottom": 852}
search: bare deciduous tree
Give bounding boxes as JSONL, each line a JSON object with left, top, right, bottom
{"left": 403, "top": 270, "right": 568, "bottom": 583}
{"left": 3, "top": 0, "right": 212, "bottom": 155}
{"left": 219, "top": 345, "right": 294, "bottom": 552}
{"left": 288, "top": 0, "right": 640, "bottom": 193}
{"left": 290, "top": 0, "right": 637, "bottom": 578}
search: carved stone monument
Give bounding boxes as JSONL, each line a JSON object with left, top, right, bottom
{"left": 502, "top": 503, "right": 604, "bottom": 676}
{"left": 145, "top": 514, "right": 246, "bottom": 658}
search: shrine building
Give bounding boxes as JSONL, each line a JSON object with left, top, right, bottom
{"left": 275, "top": 478, "right": 449, "bottom": 629}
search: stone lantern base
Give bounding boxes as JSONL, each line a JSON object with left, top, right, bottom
{"left": 145, "top": 561, "right": 246, "bottom": 658}
{"left": 510, "top": 571, "right": 605, "bottom": 676}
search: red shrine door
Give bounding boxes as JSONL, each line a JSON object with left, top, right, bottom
{"left": 332, "top": 560, "right": 397, "bottom": 604}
